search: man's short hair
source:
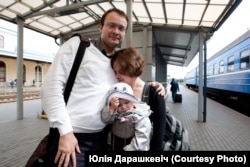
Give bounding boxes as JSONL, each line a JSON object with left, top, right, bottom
{"left": 100, "top": 8, "right": 129, "bottom": 29}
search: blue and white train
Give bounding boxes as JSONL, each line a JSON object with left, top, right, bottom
{"left": 185, "top": 30, "right": 250, "bottom": 113}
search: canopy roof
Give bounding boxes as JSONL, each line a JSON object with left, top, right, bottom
{"left": 0, "top": 0, "right": 242, "bottom": 66}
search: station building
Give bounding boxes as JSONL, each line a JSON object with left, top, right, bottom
{"left": 0, "top": 24, "right": 56, "bottom": 87}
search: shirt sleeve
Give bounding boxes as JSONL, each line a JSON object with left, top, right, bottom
{"left": 101, "top": 105, "right": 117, "bottom": 123}
{"left": 41, "top": 36, "right": 80, "bottom": 136}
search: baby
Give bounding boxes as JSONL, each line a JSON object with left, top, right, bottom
{"left": 101, "top": 82, "right": 152, "bottom": 151}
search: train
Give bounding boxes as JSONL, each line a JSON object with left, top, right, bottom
{"left": 185, "top": 30, "right": 250, "bottom": 116}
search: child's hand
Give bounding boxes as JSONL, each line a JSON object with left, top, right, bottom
{"left": 109, "top": 97, "right": 119, "bottom": 113}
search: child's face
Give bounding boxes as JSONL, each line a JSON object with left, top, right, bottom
{"left": 117, "top": 98, "right": 134, "bottom": 113}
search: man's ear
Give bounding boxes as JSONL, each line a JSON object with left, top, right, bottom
{"left": 99, "top": 23, "right": 103, "bottom": 32}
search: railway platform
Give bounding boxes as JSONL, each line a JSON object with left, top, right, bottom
{"left": 0, "top": 84, "right": 250, "bottom": 166}
{"left": 165, "top": 84, "right": 250, "bottom": 150}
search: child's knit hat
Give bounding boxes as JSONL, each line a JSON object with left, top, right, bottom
{"left": 107, "top": 82, "right": 139, "bottom": 104}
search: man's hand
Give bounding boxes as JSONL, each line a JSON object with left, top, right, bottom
{"left": 55, "top": 132, "right": 80, "bottom": 167}
{"left": 149, "top": 81, "right": 166, "bottom": 97}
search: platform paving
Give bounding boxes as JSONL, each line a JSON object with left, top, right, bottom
{"left": 0, "top": 85, "right": 250, "bottom": 166}
{"left": 0, "top": 99, "right": 49, "bottom": 167}
{"left": 165, "top": 84, "right": 250, "bottom": 151}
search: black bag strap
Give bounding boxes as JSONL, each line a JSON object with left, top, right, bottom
{"left": 141, "top": 83, "right": 150, "bottom": 104}
{"left": 63, "top": 34, "right": 90, "bottom": 103}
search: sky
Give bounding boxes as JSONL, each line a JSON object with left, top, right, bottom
{"left": 168, "top": 0, "right": 250, "bottom": 79}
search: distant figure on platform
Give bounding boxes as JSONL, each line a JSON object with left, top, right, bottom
{"left": 10, "top": 79, "right": 14, "bottom": 88}
{"left": 14, "top": 79, "right": 17, "bottom": 86}
{"left": 170, "top": 78, "right": 179, "bottom": 102}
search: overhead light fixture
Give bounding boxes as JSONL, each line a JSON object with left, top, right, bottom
{"left": 26, "top": 2, "right": 87, "bottom": 18}
{"left": 48, "top": 8, "right": 87, "bottom": 17}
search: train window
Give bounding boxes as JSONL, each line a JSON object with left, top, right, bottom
{"left": 213, "top": 63, "right": 218, "bottom": 75}
{"left": 240, "top": 49, "right": 250, "bottom": 70}
{"left": 219, "top": 60, "right": 224, "bottom": 73}
{"left": 227, "top": 55, "right": 234, "bottom": 72}
{"left": 208, "top": 66, "right": 213, "bottom": 75}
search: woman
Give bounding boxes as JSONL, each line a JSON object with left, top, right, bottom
{"left": 110, "top": 47, "right": 166, "bottom": 151}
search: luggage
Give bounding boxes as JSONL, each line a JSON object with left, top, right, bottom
{"left": 175, "top": 94, "right": 182, "bottom": 103}
{"left": 163, "top": 113, "right": 190, "bottom": 151}
{"left": 142, "top": 84, "right": 190, "bottom": 151}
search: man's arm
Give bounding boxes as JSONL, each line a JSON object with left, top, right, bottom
{"left": 42, "top": 36, "right": 80, "bottom": 135}
{"left": 41, "top": 37, "right": 81, "bottom": 167}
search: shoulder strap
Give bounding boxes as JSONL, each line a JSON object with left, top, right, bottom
{"left": 141, "top": 83, "right": 150, "bottom": 104}
{"left": 63, "top": 34, "right": 90, "bottom": 104}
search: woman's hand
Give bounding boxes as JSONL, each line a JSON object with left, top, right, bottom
{"left": 149, "top": 81, "right": 166, "bottom": 97}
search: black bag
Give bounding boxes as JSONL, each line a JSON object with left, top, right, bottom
{"left": 25, "top": 135, "right": 49, "bottom": 167}
{"left": 142, "top": 83, "right": 190, "bottom": 151}
{"left": 25, "top": 34, "right": 90, "bottom": 167}
{"left": 175, "top": 93, "right": 182, "bottom": 103}
{"left": 163, "top": 113, "right": 190, "bottom": 151}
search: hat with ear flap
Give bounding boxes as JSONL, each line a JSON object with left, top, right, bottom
{"left": 107, "top": 82, "right": 139, "bottom": 105}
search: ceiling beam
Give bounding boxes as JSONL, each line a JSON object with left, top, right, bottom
{"left": 22, "top": 0, "right": 60, "bottom": 19}
{"left": 162, "top": 0, "right": 168, "bottom": 23}
{"left": 181, "top": 0, "right": 186, "bottom": 25}
{"left": 142, "top": 0, "right": 152, "bottom": 22}
{"left": 158, "top": 43, "right": 191, "bottom": 51}
{"left": 25, "top": 0, "right": 106, "bottom": 19}
{"left": 162, "top": 53, "right": 186, "bottom": 59}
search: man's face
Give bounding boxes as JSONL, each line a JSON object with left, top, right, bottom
{"left": 99, "top": 11, "right": 127, "bottom": 53}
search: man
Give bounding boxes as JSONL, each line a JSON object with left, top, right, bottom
{"left": 170, "top": 78, "right": 180, "bottom": 102}
{"left": 42, "top": 8, "right": 164, "bottom": 167}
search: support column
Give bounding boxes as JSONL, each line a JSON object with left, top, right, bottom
{"left": 198, "top": 31, "right": 204, "bottom": 122}
{"left": 126, "top": 0, "right": 132, "bottom": 47}
{"left": 142, "top": 25, "right": 151, "bottom": 81}
{"left": 16, "top": 17, "right": 24, "bottom": 120}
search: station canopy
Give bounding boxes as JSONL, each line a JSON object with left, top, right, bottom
{"left": 0, "top": 0, "right": 241, "bottom": 66}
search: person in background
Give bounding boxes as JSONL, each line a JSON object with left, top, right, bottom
{"left": 41, "top": 8, "right": 165, "bottom": 167}
{"left": 101, "top": 82, "right": 152, "bottom": 151}
{"left": 170, "top": 78, "right": 179, "bottom": 102}
{"left": 33, "top": 79, "right": 35, "bottom": 86}
{"left": 111, "top": 47, "right": 167, "bottom": 151}
{"left": 10, "top": 79, "right": 14, "bottom": 88}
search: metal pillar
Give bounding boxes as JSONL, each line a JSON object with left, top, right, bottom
{"left": 198, "top": 31, "right": 204, "bottom": 122}
{"left": 142, "top": 25, "right": 150, "bottom": 81}
{"left": 16, "top": 17, "right": 24, "bottom": 120}
{"left": 126, "top": 0, "right": 132, "bottom": 47}
{"left": 203, "top": 39, "right": 208, "bottom": 122}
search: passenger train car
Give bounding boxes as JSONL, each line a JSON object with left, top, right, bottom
{"left": 185, "top": 30, "right": 250, "bottom": 115}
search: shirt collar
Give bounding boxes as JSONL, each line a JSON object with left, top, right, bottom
{"left": 92, "top": 38, "right": 117, "bottom": 59}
